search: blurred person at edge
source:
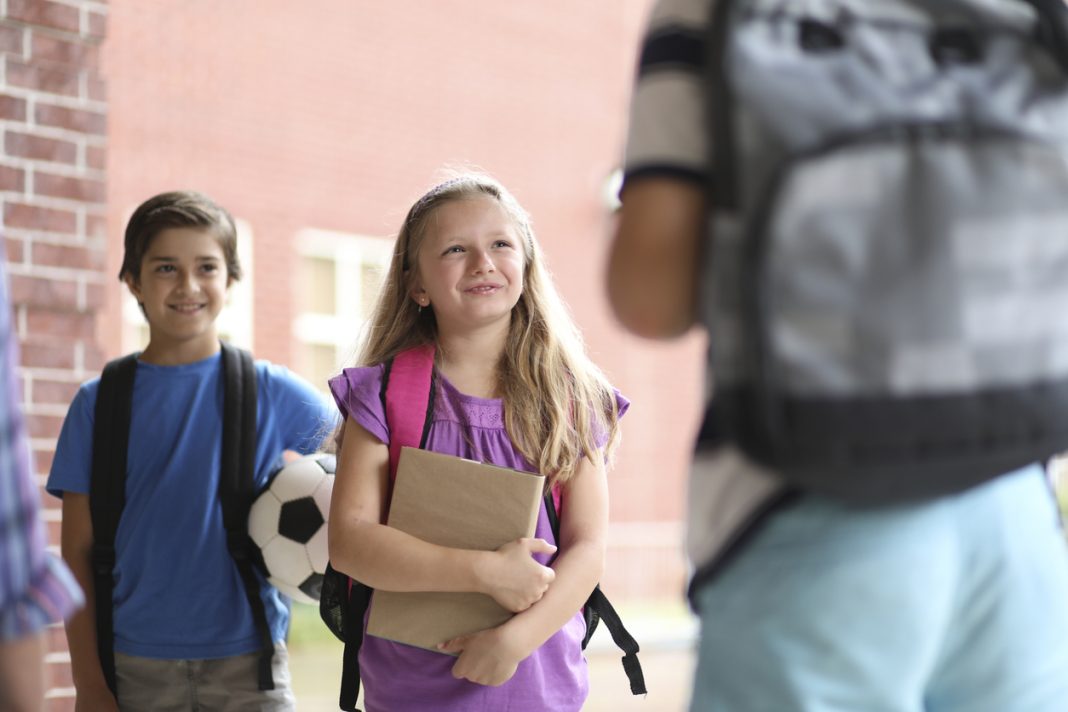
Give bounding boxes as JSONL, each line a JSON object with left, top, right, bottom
{"left": 0, "top": 243, "right": 84, "bottom": 712}
{"left": 607, "top": 1, "right": 1068, "bottom": 711}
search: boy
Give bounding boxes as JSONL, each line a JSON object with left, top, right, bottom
{"left": 49, "top": 191, "right": 333, "bottom": 711}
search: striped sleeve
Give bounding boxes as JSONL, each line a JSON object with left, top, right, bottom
{"left": 0, "top": 250, "right": 83, "bottom": 639}
{"left": 622, "top": 0, "right": 713, "bottom": 188}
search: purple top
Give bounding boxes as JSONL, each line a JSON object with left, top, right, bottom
{"left": 329, "top": 364, "right": 628, "bottom": 712}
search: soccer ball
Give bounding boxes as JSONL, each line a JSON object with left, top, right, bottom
{"left": 249, "top": 453, "right": 335, "bottom": 605}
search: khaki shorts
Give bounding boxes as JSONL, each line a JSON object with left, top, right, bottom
{"left": 114, "top": 642, "right": 295, "bottom": 712}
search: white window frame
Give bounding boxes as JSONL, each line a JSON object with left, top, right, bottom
{"left": 293, "top": 228, "right": 394, "bottom": 386}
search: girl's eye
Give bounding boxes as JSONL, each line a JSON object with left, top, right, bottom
{"left": 201, "top": 263, "right": 220, "bottom": 273}
{"left": 444, "top": 245, "right": 464, "bottom": 255}
{"left": 156, "top": 264, "right": 176, "bottom": 274}
{"left": 493, "top": 240, "right": 513, "bottom": 249}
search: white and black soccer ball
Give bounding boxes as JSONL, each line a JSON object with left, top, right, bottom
{"left": 249, "top": 453, "right": 335, "bottom": 605}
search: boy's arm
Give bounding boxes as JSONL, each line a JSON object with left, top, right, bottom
{"left": 60, "top": 493, "right": 119, "bottom": 711}
{"left": 608, "top": 177, "right": 706, "bottom": 340}
{"left": 328, "top": 417, "right": 554, "bottom": 608}
{"left": 440, "top": 451, "right": 609, "bottom": 686}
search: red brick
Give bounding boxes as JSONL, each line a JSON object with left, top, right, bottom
{"left": 7, "top": 58, "right": 80, "bottom": 97}
{"left": 4, "top": 237, "right": 25, "bottom": 263}
{"left": 0, "top": 24, "right": 25, "bottom": 54}
{"left": 25, "top": 412, "right": 64, "bottom": 438}
{"left": 7, "top": 0, "right": 81, "bottom": 34}
{"left": 86, "top": 71, "right": 105, "bottom": 101}
{"left": 35, "top": 172, "right": 106, "bottom": 203}
{"left": 46, "top": 693, "right": 75, "bottom": 712}
{"left": 86, "top": 145, "right": 105, "bottom": 170}
{"left": 46, "top": 656, "right": 74, "bottom": 692}
{"left": 5, "top": 131, "right": 77, "bottom": 164}
{"left": 35, "top": 102, "right": 106, "bottom": 134}
{"left": 83, "top": 343, "right": 105, "bottom": 371}
{"left": 25, "top": 309, "right": 95, "bottom": 341}
{"left": 43, "top": 518, "right": 61, "bottom": 547}
{"left": 0, "top": 164, "right": 26, "bottom": 191}
{"left": 87, "top": 10, "right": 106, "bottom": 40}
{"left": 30, "top": 31, "right": 96, "bottom": 67}
{"left": 33, "top": 241, "right": 106, "bottom": 270}
{"left": 45, "top": 624, "right": 67, "bottom": 653}
{"left": 5, "top": 202, "right": 77, "bottom": 233}
{"left": 0, "top": 94, "right": 28, "bottom": 120}
{"left": 83, "top": 281, "right": 105, "bottom": 309}
{"left": 33, "top": 447, "right": 56, "bottom": 474}
{"left": 85, "top": 214, "right": 106, "bottom": 240}
{"left": 32, "top": 377, "right": 79, "bottom": 407}
{"left": 8, "top": 274, "right": 78, "bottom": 309}
{"left": 19, "top": 340, "right": 74, "bottom": 369}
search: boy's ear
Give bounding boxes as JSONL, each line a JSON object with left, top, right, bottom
{"left": 123, "top": 274, "right": 143, "bottom": 302}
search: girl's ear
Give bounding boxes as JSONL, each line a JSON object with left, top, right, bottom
{"left": 409, "top": 284, "right": 429, "bottom": 307}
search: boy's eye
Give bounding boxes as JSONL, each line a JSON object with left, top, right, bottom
{"left": 156, "top": 264, "right": 176, "bottom": 274}
{"left": 201, "top": 263, "right": 220, "bottom": 273}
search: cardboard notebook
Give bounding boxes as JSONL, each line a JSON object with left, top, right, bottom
{"left": 366, "top": 446, "right": 545, "bottom": 653}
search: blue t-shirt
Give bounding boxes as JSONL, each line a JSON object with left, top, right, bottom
{"left": 47, "top": 353, "right": 335, "bottom": 660}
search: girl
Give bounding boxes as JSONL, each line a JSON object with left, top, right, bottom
{"left": 327, "top": 172, "right": 627, "bottom": 711}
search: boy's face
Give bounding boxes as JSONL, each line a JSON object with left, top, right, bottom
{"left": 125, "top": 227, "right": 231, "bottom": 360}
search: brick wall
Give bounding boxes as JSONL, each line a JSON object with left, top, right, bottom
{"left": 0, "top": 1, "right": 107, "bottom": 708}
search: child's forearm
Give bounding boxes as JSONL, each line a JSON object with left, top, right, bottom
{"left": 62, "top": 555, "right": 112, "bottom": 697}
{"left": 497, "top": 537, "right": 605, "bottom": 657}
{"left": 329, "top": 517, "right": 493, "bottom": 594}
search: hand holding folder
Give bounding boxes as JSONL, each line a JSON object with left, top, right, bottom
{"left": 366, "top": 447, "right": 546, "bottom": 653}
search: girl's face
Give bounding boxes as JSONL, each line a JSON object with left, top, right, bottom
{"left": 125, "top": 227, "right": 230, "bottom": 359}
{"left": 411, "top": 195, "right": 526, "bottom": 336}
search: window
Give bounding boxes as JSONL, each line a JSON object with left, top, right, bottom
{"left": 293, "top": 229, "right": 393, "bottom": 392}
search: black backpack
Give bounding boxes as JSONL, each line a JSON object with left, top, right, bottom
{"left": 90, "top": 342, "right": 276, "bottom": 694}
{"left": 319, "top": 346, "right": 646, "bottom": 711}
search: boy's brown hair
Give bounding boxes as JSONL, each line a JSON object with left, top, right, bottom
{"left": 118, "top": 190, "right": 242, "bottom": 284}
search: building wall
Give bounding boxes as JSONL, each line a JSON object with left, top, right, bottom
{"left": 9, "top": 1, "right": 705, "bottom": 705}
{"left": 1, "top": 1, "right": 107, "bottom": 707}
{"left": 99, "top": 1, "right": 704, "bottom": 606}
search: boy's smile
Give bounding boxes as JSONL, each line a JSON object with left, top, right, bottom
{"left": 125, "top": 227, "right": 231, "bottom": 364}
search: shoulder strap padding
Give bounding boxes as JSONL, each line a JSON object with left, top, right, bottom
{"left": 385, "top": 343, "right": 436, "bottom": 478}
{"left": 218, "top": 342, "right": 276, "bottom": 691}
{"left": 90, "top": 352, "right": 139, "bottom": 695}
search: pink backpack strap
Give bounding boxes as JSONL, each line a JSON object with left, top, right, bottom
{"left": 384, "top": 343, "right": 436, "bottom": 479}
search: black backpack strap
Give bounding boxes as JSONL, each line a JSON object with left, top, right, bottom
{"left": 338, "top": 580, "right": 372, "bottom": 711}
{"left": 333, "top": 351, "right": 437, "bottom": 711}
{"left": 544, "top": 491, "right": 647, "bottom": 696}
{"left": 89, "top": 353, "right": 139, "bottom": 696}
{"left": 218, "top": 343, "right": 275, "bottom": 691}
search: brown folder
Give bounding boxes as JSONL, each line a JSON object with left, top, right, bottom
{"left": 366, "top": 446, "right": 546, "bottom": 653}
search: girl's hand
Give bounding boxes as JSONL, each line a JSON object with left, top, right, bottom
{"left": 439, "top": 626, "right": 526, "bottom": 687}
{"left": 482, "top": 538, "right": 556, "bottom": 612}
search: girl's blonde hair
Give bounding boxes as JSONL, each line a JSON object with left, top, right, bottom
{"left": 356, "top": 172, "right": 620, "bottom": 487}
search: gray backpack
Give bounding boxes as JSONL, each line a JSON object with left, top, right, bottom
{"left": 703, "top": 0, "right": 1068, "bottom": 502}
